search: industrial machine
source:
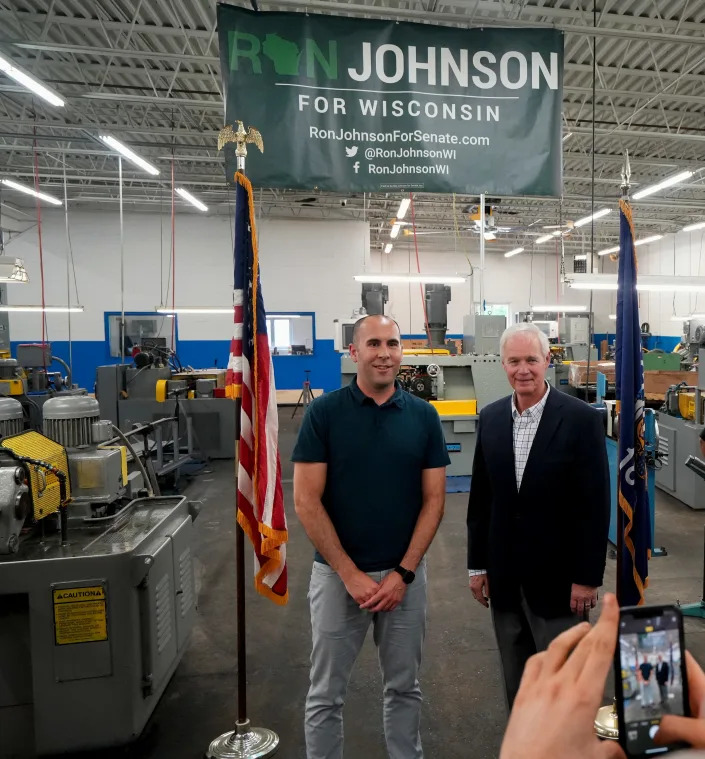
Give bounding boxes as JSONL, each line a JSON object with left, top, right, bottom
{"left": 462, "top": 313, "right": 506, "bottom": 355}
{"left": 656, "top": 347, "right": 705, "bottom": 509}
{"left": 96, "top": 348, "right": 237, "bottom": 459}
{"left": 676, "top": 317, "right": 705, "bottom": 369}
{"left": 0, "top": 394, "right": 199, "bottom": 755}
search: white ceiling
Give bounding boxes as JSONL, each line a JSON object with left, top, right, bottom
{"left": 0, "top": 0, "right": 704, "bottom": 256}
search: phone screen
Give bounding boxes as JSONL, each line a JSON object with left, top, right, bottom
{"left": 618, "top": 607, "right": 687, "bottom": 756}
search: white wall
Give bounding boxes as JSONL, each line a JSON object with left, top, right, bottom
{"left": 633, "top": 230, "right": 705, "bottom": 338}
{"left": 4, "top": 210, "right": 370, "bottom": 343}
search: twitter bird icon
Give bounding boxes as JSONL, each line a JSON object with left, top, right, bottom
{"left": 345, "top": 146, "right": 358, "bottom": 158}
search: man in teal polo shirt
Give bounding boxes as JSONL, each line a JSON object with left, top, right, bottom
{"left": 293, "top": 314, "right": 449, "bottom": 759}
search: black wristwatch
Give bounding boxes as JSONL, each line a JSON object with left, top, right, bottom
{"left": 394, "top": 565, "right": 415, "bottom": 585}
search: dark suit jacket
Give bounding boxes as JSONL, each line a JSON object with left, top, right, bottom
{"left": 656, "top": 662, "right": 670, "bottom": 685}
{"left": 467, "top": 387, "right": 610, "bottom": 618}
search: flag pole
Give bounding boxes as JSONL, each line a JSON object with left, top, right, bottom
{"left": 206, "top": 129, "right": 279, "bottom": 759}
{"left": 594, "top": 150, "right": 632, "bottom": 741}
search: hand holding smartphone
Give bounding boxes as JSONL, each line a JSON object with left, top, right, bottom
{"left": 615, "top": 604, "right": 690, "bottom": 757}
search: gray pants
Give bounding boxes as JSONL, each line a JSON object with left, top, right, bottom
{"left": 305, "top": 560, "right": 427, "bottom": 759}
{"left": 492, "top": 592, "right": 579, "bottom": 712}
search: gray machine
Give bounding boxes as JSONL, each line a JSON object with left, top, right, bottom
{"left": 679, "top": 318, "right": 705, "bottom": 368}
{"left": 0, "top": 394, "right": 199, "bottom": 755}
{"left": 96, "top": 364, "right": 237, "bottom": 459}
{"left": 425, "top": 284, "right": 452, "bottom": 348}
{"left": 463, "top": 313, "right": 507, "bottom": 355}
{"left": 655, "top": 347, "right": 705, "bottom": 509}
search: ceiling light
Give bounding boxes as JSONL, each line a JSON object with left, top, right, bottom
{"left": 1, "top": 178, "right": 62, "bottom": 206}
{"left": 683, "top": 221, "right": 705, "bottom": 233}
{"left": 635, "top": 235, "right": 663, "bottom": 247}
{"left": 0, "top": 305, "right": 83, "bottom": 312}
{"left": 0, "top": 52, "right": 64, "bottom": 107}
{"left": 504, "top": 247, "right": 524, "bottom": 258}
{"left": 397, "top": 198, "right": 411, "bottom": 219}
{"left": 267, "top": 314, "right": 301, "bottom": 319}
{"left": 390, "top": 223, "right": 401, "bottom": 239}
{"left": 384, "top": 243, "right": 393, "bottom": 254}
{"left": 531, "top": 305, "right": 588, "bottom": 313}
{"left": 569, "top": 273, "right": 705, "bottom": 292}
{"left": 597, "top": 246, "right": 620, "bottom": 257}
{"left": 670, "top": 313, "right": 705, "bottom": 321}
{"left": 574, "top": 254, "right": 588, "bottom": 261}
{"left": 573, "top": 208, "right": 612, "bottom": 228}
{"left": 156, "top": 307, "right": 232, "bottom": 314}
{"left": 483, "top": 231, "right": 496, "bottom": 241}
{"left": 0, "top": 259, "right": 28, "bottom": 283}
{"left": 99, "top": 135, "right": 160, "bottom": 175}
{"left": 609, "top": 314, "right": 616, "bottom": 320}
{"left": 175, "top": 187, "right": 208, "bottom": 212}
{"left": 535, "top": 234, "right": 554, "bottom": 244}
{"left": 633, "top": 170, "right": 694, "bottom": 200}
{"left": 354, "top": 274, "right": 466, "bottom": 284}
{"left": 562, "top": 132, "right": 573, "bottom": 142}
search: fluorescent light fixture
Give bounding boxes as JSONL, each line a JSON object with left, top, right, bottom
{"left": 531, "top": 305, "right": 588, "bottom": 313}
{"left": 397, "top": 198, "right": 411, "bottom": 219}
{"left": 608, "top": 314, "right": 616, "bottom": 320}
{"left": 504, "top": 247, "right": 524, "bottom": 258}
{"left": 597, "top": 246, "right": 620, "bottom": 257}
{"left": 0, "top": 258, "right": 28, "bottom": 283}
{"left": 99, "top": 135, "right": 160, "bottom": 175}
{"left": 635, "top": 234, "right": 663, "bottom": 247}
{"left": 562, "top": 132, "right": 573, "bottom": 142}
{"left": 156, "top": 307, "right": 232, "bottom": 314}
{"left": 573, "top": 208, "right": 612, "bottom": 228}
{"left": 0, "top": 305, "right": 83, "bottom": 313}
{"left": 633, "top": 170, "right": 694, "bottom": 200}
{"left": 354, "top": 274, "right": 466, "bottom": 284}
{"left": 670, "top": 313, "right": 705, "bottom": 321}
{"left": 683, "top": 221, "right": 705, "bottom": 233}
{"left": 535, "top": 234, "right": 554, "bottom": 244}
{"left": 483, "top": 231, "right": 496, "bottom": 241}
{"left": 0, "top": 52, "right": 64, "bottom": 107}
{"left": 569, "top": 273, "right": 705, "bottom": 292}
{"left": 383, "top": 243, "right": 393, "bottom": 254}
{"left": 175, "top": 187, "right": 208, "bottom": 212}
{"left": 390, "top": 222, "right": 401, "bottom": 239}
{"left": 1, "top": 178, "right": 62, "bottom": 206}
{"left": 267, "top": 314, "right": 301, "bottom": 319}
{"left": 574, "top": 254, "right": 588, "bottom": 261}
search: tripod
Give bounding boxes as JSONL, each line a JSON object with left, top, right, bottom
{"left": 292, "top": 370, "right": 315, "bottom": 418}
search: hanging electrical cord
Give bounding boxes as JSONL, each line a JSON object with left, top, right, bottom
{"left": 62, "top": 160, "right": 74, "bottom": 382}
{"left": 32, "top": 132, "right": 48, "bottom": 360}
{"left": 170, "top": 153, "right": 176, "bottom": 352}
{"left": 409, "top": 192, "right": 435, "bottom": 352}
{"left": 585, "top": 0, "right": 597, "bottom": 402}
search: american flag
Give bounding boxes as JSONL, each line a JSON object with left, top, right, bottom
{"left": 226, "top": 171, "right": 288, "bottom": 605}
{"left": 616, "top": 196, "right": 650, "bottom": 606}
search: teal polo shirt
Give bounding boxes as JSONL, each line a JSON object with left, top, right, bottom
{"left": 291, "top": 377, "right": 451, "bottom": 571}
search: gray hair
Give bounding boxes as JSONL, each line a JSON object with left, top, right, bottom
{"left": 499, "top": 323, "right": 550, "bottom": 360}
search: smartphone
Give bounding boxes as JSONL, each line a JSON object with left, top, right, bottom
{"left": 614, "top": 604, "right": 690, "bottom": 757}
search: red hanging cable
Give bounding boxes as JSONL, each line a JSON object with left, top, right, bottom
{"left": 32, "top": 134, "right": 47, "bottom": 356}
{"left": 409, "top": 192, "right": 434, "bottom": 352}
{"left": 171, "top": 155, "right": 176, "bottom": 351}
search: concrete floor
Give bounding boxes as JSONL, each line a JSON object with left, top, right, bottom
{"left": 67, "top": 409, "right": 705, "bottom": 759}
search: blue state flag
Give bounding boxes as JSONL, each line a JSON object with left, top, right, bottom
{"left": 615, "top": 198, "right": 650, "bottom": 606}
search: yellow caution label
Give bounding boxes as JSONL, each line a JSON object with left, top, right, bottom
{"left": 53, "top": 585, "right": 108, "bottom": 645}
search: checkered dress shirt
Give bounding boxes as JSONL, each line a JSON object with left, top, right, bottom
{"left": 468, "top": 382, "right": 551, "bottom": 578}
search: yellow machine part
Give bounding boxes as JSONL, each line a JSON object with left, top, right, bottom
{"left": 430, "top": 399, "right": 478, "bottom": 416}
{"left": 0, "top": 379, "right": 25, "bottom": 396}
{"left": 679, "top": 391, "right": 696, "bottom": 421}
{"left": 155, "top": 379, "right": 168, "bottom": 402}
{"left": 1, "top": 431, "right": 71, "bottom": 521}
{"left": 402, "top": 349, "right": 451, "bottom": 356}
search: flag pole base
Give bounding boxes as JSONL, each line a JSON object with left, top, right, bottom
{"left": 205, "top": 719, "right": 279, "bottom": 758}
{"left": 594, "top": 700, "right": 619, "bottom": 741}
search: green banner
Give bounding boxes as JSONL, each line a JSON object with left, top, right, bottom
{"left": 217, "top": 6, "right": 563, "bottom": 196}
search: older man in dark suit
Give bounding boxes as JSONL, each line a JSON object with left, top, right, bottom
{"left": 466, "top": 322, "right": 610, "bottom": 711}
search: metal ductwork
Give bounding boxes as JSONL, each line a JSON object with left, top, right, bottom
{"left": 424, "top": 284, "right": 451, "bottom": 348}
{"left": 43, "top": 397, "right": 101, "bottom": 449}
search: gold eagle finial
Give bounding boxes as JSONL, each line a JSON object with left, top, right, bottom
{"left": 217, "top": 120, "right": 264, "bottom": 155}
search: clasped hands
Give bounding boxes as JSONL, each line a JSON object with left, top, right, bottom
{"left": 342, "top": 567, "right": 407, "bottom": 612}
